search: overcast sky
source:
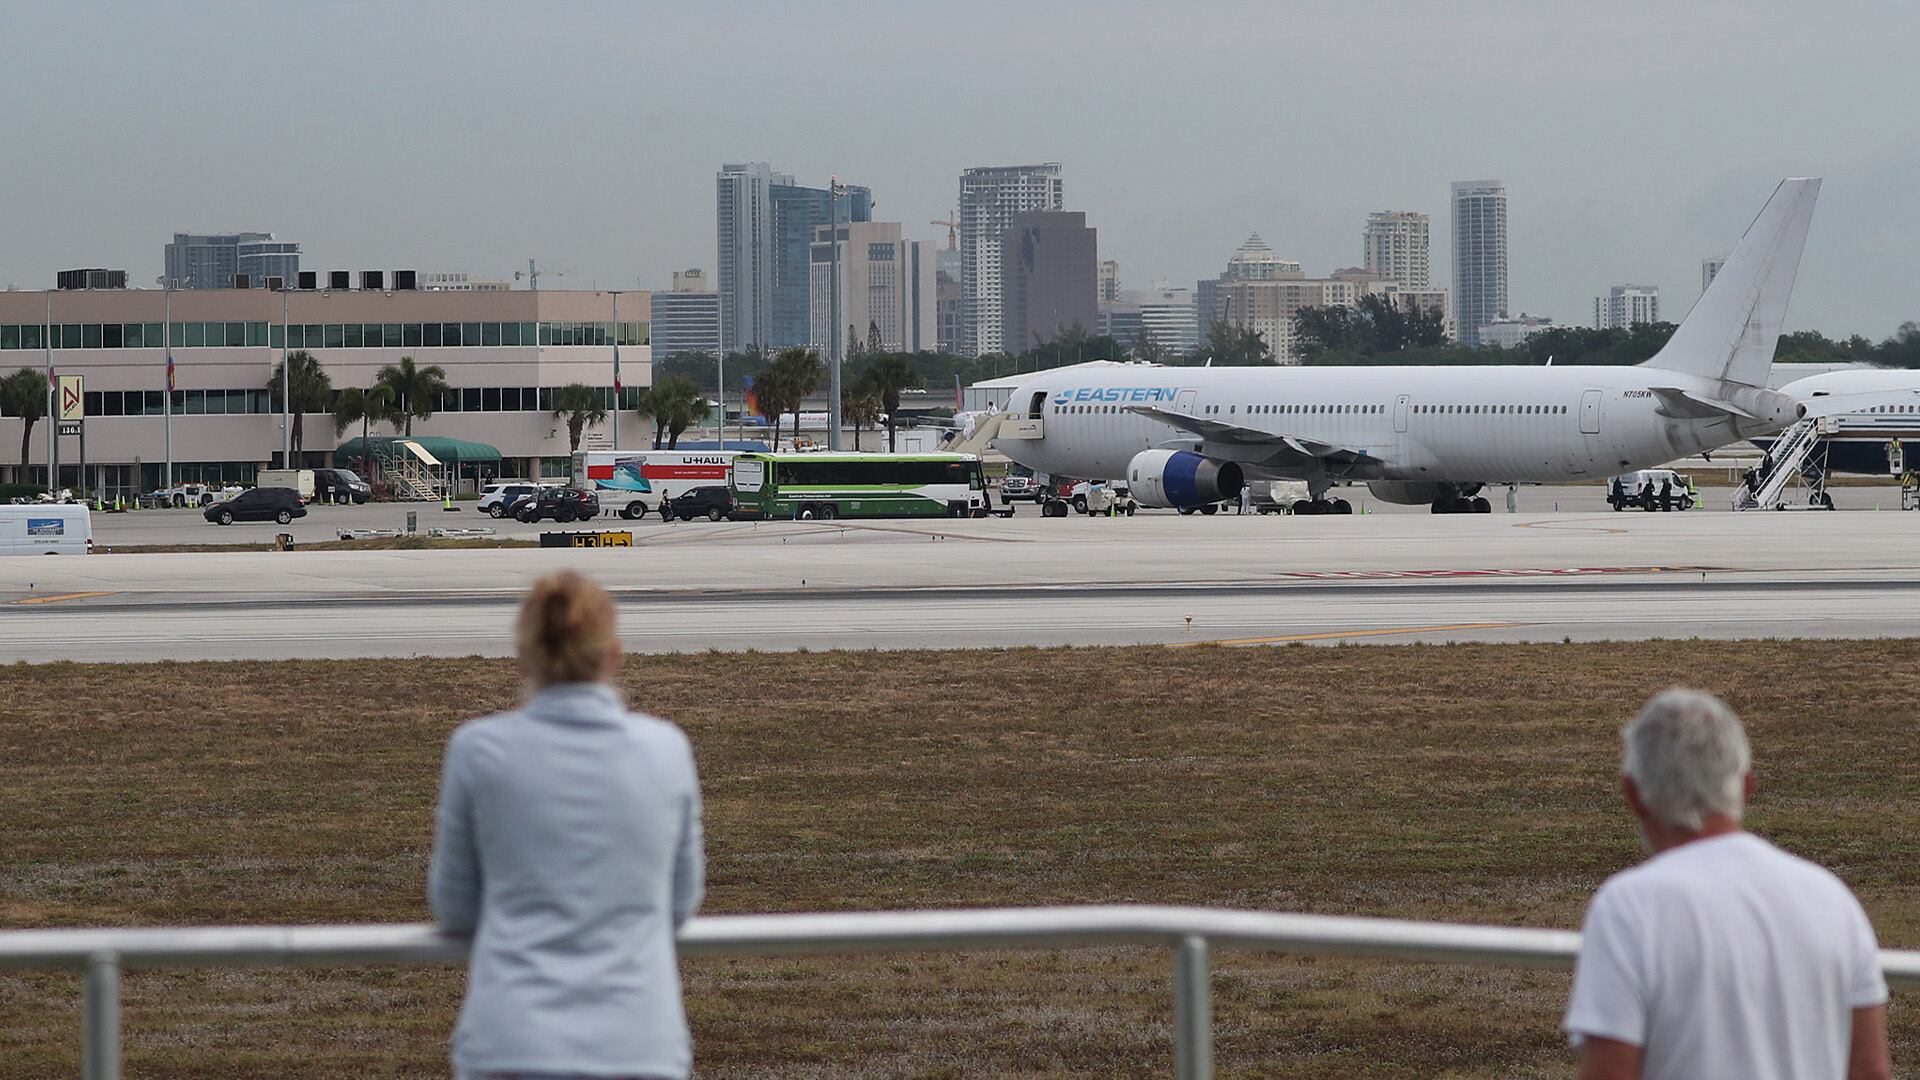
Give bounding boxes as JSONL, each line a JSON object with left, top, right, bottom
{"left": 3, "top": 0, "right": 1915, "bottom": 337}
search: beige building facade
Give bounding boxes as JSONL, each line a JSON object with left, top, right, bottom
{"left": 0, "top": 288, "right": 650, "bottom": 496}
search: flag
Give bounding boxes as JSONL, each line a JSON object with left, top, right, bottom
{"left": 743, "top": 375, "right": 763, "bottom": 419}
{"left": 613, "top": 354, "right": 622, "bottom": 395}
{"left": 166, "top": 351, "right": 176, "bottom": 392}
{"left": 954, "top": 373, "right": 963, "bottom": 410}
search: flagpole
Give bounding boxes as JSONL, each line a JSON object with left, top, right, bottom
{"left": 161, "top": 278, "right": 173, "bottom": 490}
{"left": 44, "top": 291, "right": 54, "bottom": 495}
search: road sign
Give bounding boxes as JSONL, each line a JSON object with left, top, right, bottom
{"left": 58, "top": 375, "right": 83, "bottom": 421}
{"left": 58, "top": 422, "right": 80, "bottom": 436}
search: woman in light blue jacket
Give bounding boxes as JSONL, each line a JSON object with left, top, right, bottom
{"left": 431, "top": 571, "right": 705, "bottom": 1080}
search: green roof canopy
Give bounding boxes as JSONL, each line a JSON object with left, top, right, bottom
{"left": 335, "top": 435, "right": 502, "bottom": 463}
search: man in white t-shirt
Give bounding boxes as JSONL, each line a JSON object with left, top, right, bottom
{"left": 1564, "top": 688, "right": 1891, "bottom": 1080}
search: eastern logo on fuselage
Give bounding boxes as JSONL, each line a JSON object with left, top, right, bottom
{"left": 1051, "top": 386, "right": 1180, "bottom": 406}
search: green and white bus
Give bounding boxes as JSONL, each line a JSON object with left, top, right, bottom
{"left": 729, "top": 452, "right": 989, "bottom": 520}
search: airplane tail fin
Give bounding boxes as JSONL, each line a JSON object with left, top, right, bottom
{"left": 1642, "top": 177, "right": 1820, "bottom": 387}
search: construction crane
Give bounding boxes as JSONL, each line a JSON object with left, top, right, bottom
{"left": 514, "top": 259, "right": 568, "bottom": 291}
{"left": 931, "top": 213, "right": 958, "bottom": 250}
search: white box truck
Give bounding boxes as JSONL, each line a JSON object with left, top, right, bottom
{"left": 0, "top": 505, "right": 92, "bottom": 555}
{"left": 256, "top": 469, "right": 316, "bottom": 503}
{"left": 572, "top": 450, "right": 740, "bottom": 519}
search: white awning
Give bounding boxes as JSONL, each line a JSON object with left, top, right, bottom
{"left": 398, "top": 440, "right": 442, "bottom": 467}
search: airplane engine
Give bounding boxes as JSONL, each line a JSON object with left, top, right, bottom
{"left": 1127, "top": 450, "right": 1245, "bottom": 508}
{"left": 1367, "top": 481, "right": 1452, "bottom": 505}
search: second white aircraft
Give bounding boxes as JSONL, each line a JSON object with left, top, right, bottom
{"left": 996, "top": 178, "right": 1822, "bottom": 513}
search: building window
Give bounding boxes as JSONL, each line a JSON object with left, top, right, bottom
{"left": 344, "top": 323, "right": 363, "bottom": 348}
{"left": 324, "top": 324, "right": 345, "bottom": 348}
{"left": 463, "top": 323, "right": 481, "bottom": 347}
{"left": 385, "top": 323, "right": 403, "bottom": 348}
{"left": 404, "top": 322, "right": 422, "bottom": 348}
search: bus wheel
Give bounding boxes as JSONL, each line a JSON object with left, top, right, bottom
{"left": 820, "top": 504, "right": 838, "bottom": 520}
{"left": 798, "top": 506, "right": 818, "bottom": 520}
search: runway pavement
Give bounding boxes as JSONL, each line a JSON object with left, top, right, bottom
{"left": 5, "top": 506, "right": 1919, "bottom": 662}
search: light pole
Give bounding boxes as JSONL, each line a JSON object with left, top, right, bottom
{"left": 716, "top": 349, "right": 725, "bottom": 446}
{"left": 827, "top": 177, "right": 843, "bottom": 450}
{"left": 280, "top": 287, "right": 291, "bottom": 467}
{"left": 43, "top": 291, "right": 54, "bottom": 494}
{"left": 157, "top": 277, "right": 174, "bottom": 490}
{"left": 610, "top": 291, "right": 622, "bottom": 449}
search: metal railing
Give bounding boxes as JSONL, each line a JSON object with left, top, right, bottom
{"left": 5, "top": 904, "right": 1917, "bottom": 1080}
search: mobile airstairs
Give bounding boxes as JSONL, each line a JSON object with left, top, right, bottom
{"left": 1732, "top": 415, "right": 1836, "bottom": 511}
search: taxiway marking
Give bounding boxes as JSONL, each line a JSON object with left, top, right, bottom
{"left": 1172, "top": 621, "right": 1519, "bottom": 647}
{"left": 7, "top": 591, "right": 116, "bottom": 606}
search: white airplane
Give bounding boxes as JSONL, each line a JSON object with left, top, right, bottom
{"left": 1772, "top": 368, "right": 1920, "bottom": 476}
{"left": 994, "top": 178, "right": 1821, "bottom": 514}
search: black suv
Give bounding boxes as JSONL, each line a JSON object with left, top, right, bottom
{"left": 205, "top": 487, "right": 307, "bottom": 525}
{"left": 313, "top": 468, "right": 372, "bottom": 504}
{"left": 667, "top": 485, "right": 735, "bottom": 522}
{"left": 512, "top": 487, "right": 600, "bottom": 523}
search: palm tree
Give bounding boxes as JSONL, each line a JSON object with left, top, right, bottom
{"left": 374, "top": 356, "right": 449, "bottom": 436}
{"left": 843, "top": 372, "right": 883, "bottom": 452}
{"left": 333, "top": 384, "right": 398, "bottom": 475}
{"left": 762, "top": 347, "right": 823, "bottom": 448}
{"left": 1, "top": 369, "right": 49, "bottom": 485}
{"left": 266, "top": 350, "right": 334, "bottom": 461}
{"left": 861, "top": 353, "right": 923, "bottom": 451}
{"left": 638, "top": 375, "right": 705, "bottom": 450}
{"left": 550, "top": 383, "right": 608, "bottom": 470}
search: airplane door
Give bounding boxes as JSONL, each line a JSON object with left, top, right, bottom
{"left": 1176, "top": 389, "right": 1198, "bottom": 415}
{"left": 1580, "top": 390, "right": 1603, "bottom": 435}
{"left": 1393, "top": 394, "right": 1410, "bottom": 434}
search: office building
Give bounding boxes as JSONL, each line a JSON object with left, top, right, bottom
{"left": 935, "top": 247, "right": 963, "bottom": 355}
{"left": 651, "top": 270, "right": 722, "bottom": 358}
{"left": 164, "top": 232, "right": 301, "bottom": 289}
{"left": 0, "top": 287, "right": 650, "bottom": 496}
{"left": 57, "top": 268, "right": 128, "bottom": 290}
{"left": 420, "top": 272, "right": 511, "bottom": 292}
{"left": 999, "top": 211, "right": 1097, "bottom": 355}
{"left": 1478, "top": 314, "right": 1555, "bottom": 349}
{"left": 807, "top": 222, "right": 936, "bottom": 359}
{"left": 715, "top": 163, "right": 870, "bottom": 353}
{"left": 1450, "top": 180, "right": 1508, "bottom": 346}
{"left": 958, "top": 163, "right": 1064, "bottom": 355}
{"left": 1196, "top": 234, "right": 1303, "bottom": 344}
{"left": 1702, "top": 256, "right": 1726, "bottom": 293}
{"left": 1135, "top": 286, "right": 1200, "bottom": 355}
{"left": 1593, "top": 284, "right": 1660, "bottom": 330}
{"left": 770, "top": 179, "right": 869, "bottom": 349}
{"left": 1363, "top": 211, "right": 1431, "bottom": 288}
{"left": 1098, "top": 260, "right": 1120, "bottom": 302}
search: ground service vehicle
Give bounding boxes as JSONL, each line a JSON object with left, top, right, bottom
{"left": 999, "top": 471, "right": 1042, "bottom": 502}
{"left": 513, "top": 487, "right": 599, "bottom": 523}
{"left": 669, "top": 486, "right": 735, "bottom": 521}
{"left": 1608, "top": 470, "right": 1697, "bottom": 511}
{"left": 0, "top": 505, "right": 92, "bottom": 554}
{"left": 729, "top": 452, "right": 988, "bottom": 519}
{"left": 479, "top": 482, "right": 542, "bottom": 518}
{"left": 572, "top": 450, "right": 739, "bottom": 519}
{"left": 152, "top": 483, "right": 223, "bottom": 508}
{"left": 312, "top": 468, "right": 371, "bottom": 504}
{"left": 205, "top": 488, "right": 306, "bottom": 525}
{"left": 257, "top": 469, "right": 316, "bottom": 503}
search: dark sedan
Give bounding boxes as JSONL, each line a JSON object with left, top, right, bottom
{"left": 204, "top": 487, "right": 307, "bottom": 526}
{"left": 511, "top": 487, "right": 600, "bottom": 523}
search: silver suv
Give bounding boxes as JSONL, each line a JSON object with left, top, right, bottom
{"left": 478, "top": 482, "right": 542, "bottom": 519}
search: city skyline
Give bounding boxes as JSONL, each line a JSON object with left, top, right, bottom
{"left": 1, "top": 2, "right": 1916, "bottom": 338}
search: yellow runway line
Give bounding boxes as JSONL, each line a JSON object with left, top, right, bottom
{"left": 1171, "top": 622, "right": 1517, "bottom": 647}
{"left": 8, "top": 591, "right": 116, "bottom": 606}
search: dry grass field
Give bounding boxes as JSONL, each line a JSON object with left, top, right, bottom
{"left": 1, "top": 641, "right": 1917, "bottom": 1077}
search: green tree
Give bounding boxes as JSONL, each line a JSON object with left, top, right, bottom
{"left": 332, "top": 384, "right": 398, "bottom": 476}
{"left": 550, "top": 383, "right": 609, "bottom": 466}
{"left": 1296, "top": 295, "right": 1449, "bottom": 361}
{"left": 1195, "top": 318, "right": 1273, "bottom": 365}
{"left": 635, "top": 375, "right": 705, "bottom": 449}
{"left": 842, "top": 372, "right": 884, "bottom": 451}
{"left": 373, "top": 356, "right": 449, "bottom": 436}
{"left": 859, "top": 353, "right": 924, "bottom": 451}
{"left": 0, "top": 369, "right": 49, "bottom": 485}
{"left": 759, "top": 347, "right": 824, "bottom": 447}
{"left": 1018, "top": 322, "right": 1125, "bottom": 368}
{"left": 266, "top": 350, "right": 335, "bottom": 459}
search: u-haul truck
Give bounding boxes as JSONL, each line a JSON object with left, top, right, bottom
{"left": 571, "top": 450, "right": 740, "bottom": 519}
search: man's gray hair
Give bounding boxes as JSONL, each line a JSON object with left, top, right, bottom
{"left": 1621, "top": 688, "right": 1752, "bottom": 830}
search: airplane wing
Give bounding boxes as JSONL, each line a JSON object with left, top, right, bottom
{"left": 1124, "top": 406, "right": 1383, "bottom": 465}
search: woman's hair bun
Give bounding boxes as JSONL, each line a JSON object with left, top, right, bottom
{"left": 517, "top": 571, "right": 618, "bottom": 685}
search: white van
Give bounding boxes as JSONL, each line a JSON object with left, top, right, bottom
{"left": 257, "top": 469, "right": 315, "bottom": 503}
{"left": 0, "top": 505, "right": 92, "bottom": 555}
{"left": 571, "top": 450, "right": 740, "bottom": 519}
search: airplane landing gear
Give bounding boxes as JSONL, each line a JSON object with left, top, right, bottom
{"left": 1430, "top": 496, "right": 1491, "bottom": 514}
{"left": 1291, "top": 497, "right": 1353, "bottom": 515}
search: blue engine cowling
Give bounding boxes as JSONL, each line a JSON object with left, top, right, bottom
{"left": 1127, "top": 450, "right": 1245, "bottom": 508}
